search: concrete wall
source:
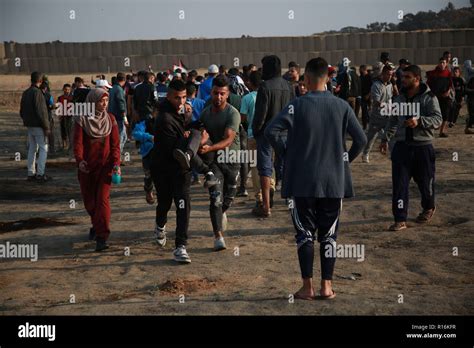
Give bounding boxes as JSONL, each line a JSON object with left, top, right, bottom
{"left": 0, "top": 29, "right": 472, "bottom": 74}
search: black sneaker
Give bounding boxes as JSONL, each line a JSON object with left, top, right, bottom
{"left": 95, "top": 238, "right": 109, "bottom": 252}
{"left": 35, "top": 174, "right": 52, "bottom": 182}
{"left": 88, "top": 228, "right": 96, "bottom": 241}
{"left": 27, "top": 175, "right": 36, "bottom": 181}
{"left": 204, "top": 173, "right": 219, "bottom": 188}
{"left": 173, "top": 149, "right": 191, "bottom": 170}
{"left": 236, "top": 189, "right": 249, "bottom": 197}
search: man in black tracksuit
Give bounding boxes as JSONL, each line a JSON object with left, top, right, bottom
{"left": 150, "top": 79, "right": 193, "bottom": 263}
{"left": 380, "top": 65, "right": 442, "bottom": 231}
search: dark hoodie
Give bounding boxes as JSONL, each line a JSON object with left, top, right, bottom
{"left": 252, "top": 55, "right": 295, "bottom": 136}
{"left": 383, "top": 82, "right": 442, "bottom": 145}
{"left": 152, "top": 99, "right": 192, "bottom": 173}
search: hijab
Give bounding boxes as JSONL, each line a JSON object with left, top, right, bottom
{"left": 75, "top": 88, "right": 112, "bottom": 138}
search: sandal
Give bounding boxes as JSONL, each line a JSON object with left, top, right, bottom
{"left": 252, "top": 205, "right": 271, "bottom": 218}
{"left": 294, "top": 292, "right": 314, "bottom": 301}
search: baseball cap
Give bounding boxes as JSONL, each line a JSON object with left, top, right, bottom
{"left": 95, "top": 79, "right": 113, "bottom": 89}
{"left": 208, "top": 64, "right": 219, "bottom": 74}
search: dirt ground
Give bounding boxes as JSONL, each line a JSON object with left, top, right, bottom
{"left": 0, "top": 76, "right": 473, "bottom": 316}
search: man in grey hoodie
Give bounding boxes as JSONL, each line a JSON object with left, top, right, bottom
{"left": 265, "top": 57, "right": 366, "bottom": 300}
{"left": 362, "top": 64, "right": 394, "bottom": 163}
{"left": 380, "top": 65, "right": 442, "bottom": 231}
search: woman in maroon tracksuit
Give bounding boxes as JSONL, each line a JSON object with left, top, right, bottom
{"left": 73, "top": 88, "right": 121, "bottom": 251}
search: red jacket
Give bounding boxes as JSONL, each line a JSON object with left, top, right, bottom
{"left": 426, "top": 67, "right": 452, "bottom": 97}
{"left": 73, "top": 113, "right": 121, "bottom": 172}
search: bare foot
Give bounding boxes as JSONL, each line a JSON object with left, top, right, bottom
{"left": 318, "top": 280, "right": 336, "bottom": 300}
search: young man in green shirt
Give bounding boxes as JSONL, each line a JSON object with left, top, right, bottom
{"left": 199, "top": 75, "right": 241, "bottom": 251}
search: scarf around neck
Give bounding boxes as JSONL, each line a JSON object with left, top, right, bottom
{"left": 75, "top": 88, "right": 112, "bottom": 138}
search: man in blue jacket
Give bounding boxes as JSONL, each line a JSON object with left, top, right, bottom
{"left": 265, "top": 57, "right": 367, "bottom": 301}
{"left": 197, "top": 64, "right": 219, "bottom": 102}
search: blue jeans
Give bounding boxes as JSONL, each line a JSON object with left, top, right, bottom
{"left": 255, "top": 133, "right": 273, "bottom": 177}
{"left": 119, "top": 126, "right": 127, "bottom": 155}
{"left": 27, "top": 127, "right": 48, "bottom": 176}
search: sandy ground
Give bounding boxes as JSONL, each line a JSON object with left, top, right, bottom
{"left": 0, "top": 80, "right": 473, "bottom": 316}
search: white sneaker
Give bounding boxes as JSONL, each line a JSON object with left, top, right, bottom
{"left": 173, "top": 246, "right": 191, "bottom": 263}
{"left": 214, "top": 237, "right": 227, "bottom": 251}
{"left": 362, "top": 154, "right": 369, "bottom": 163}
{"left": 154, "top": 225, "right": 166, "bottom": 247}
{"left": 222, "top": 212, "right": 228, "bottom": 232}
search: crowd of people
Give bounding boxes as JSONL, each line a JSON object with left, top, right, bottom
{"left": 18, "top": 50, "right": 474, "bottom": 299}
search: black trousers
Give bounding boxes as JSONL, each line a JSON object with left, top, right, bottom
{"left": 360, "top": 98, "right": 370, "bottom": 130}
{"left": 391, "top": 142, "right": 435, "bottom": 222}
{"left": 187, "top": 129, "right": 214, "bottom": 174}
{"left": 438, "top": 96, "right": 452, "bottom": 122}
{"left": 208, "top": 162, "right": 240, "bottom": 234}
{"left": 142, "top": 152, "right": 153, "bottom": 193}
{"left": 290, "top": 197, "right": 342, "bottom": 280}
{"left": 468, "top": 100, "right": 474, "bottom": 128}
{"left": 239, "top": 125, "right": 249, "bottom": 190}
{"left": 449, "top": 100, "right": 462, "bottom": 124}
{"left": 151, "top": 168, "right": 191, "bottom": 248}
{"left": 355, "top": 97, "right": 361, "bottom": 119}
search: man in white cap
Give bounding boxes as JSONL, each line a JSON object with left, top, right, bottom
{"left": 197, "top": 64, "right": 219, "bottom": 102}
{"left": 95, "top": 79, "right": 113, "bottom": 90}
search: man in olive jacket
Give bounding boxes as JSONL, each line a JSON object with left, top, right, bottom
{"left": 20, "top": 71, "right": 51, "bottom": 181}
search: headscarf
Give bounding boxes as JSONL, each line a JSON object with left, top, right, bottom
{"left": 75, "top": 88, "right": 112, "bottom": 138}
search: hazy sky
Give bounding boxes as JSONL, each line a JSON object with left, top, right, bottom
{"left": 0, "top": 0, "right": 470, "bottom": 43}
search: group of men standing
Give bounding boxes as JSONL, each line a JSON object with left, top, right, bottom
{"left": 20, "top": 50, "right": 466, "bottom": 300}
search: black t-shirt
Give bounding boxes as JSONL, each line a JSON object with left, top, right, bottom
{"left": 452, "top": 77, "right": 465, "bottom": 101}
{"left": 73, "top": 87, "right": 90, "bottom": 103}
{"left": 360, "top": 74, "right": 372, "bottom": 96}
